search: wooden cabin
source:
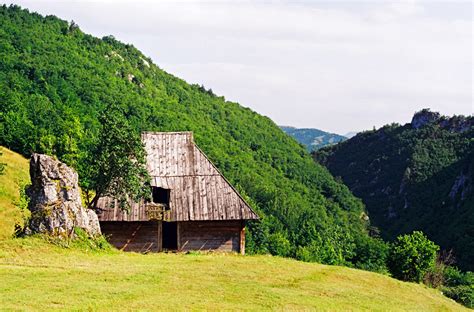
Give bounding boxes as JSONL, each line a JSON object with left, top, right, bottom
{"left": 96, "top": 132, "right": 259, "bottom": 254}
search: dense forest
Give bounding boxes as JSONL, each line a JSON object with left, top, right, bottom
{"left": 0, "top": 5, "right": 379, "bottom": 268}
{"left": 315, "top": 110, "right": 474, "bottom": 271}
{"left": 280, "top": 126, "right": 347, "bottom": 151}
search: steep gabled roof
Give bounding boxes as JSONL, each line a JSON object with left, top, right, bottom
{"left": 97, "top": 132, "right": 259, "bottom": 221}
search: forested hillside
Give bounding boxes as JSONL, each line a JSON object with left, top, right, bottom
{"left": 315, "top": 110, "right": 474, "bottom": 271}
{"left": 280, "top": 126, "right": 346, "bottom": 151}
{"left": 0, "top": 5, "right": 373, "bottom": 266}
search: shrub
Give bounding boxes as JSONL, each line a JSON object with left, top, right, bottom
{"left": 423, "top": 250, "right": 456, "bottom": 288}
{"left": 443, "top": 285, "right": 474, "bottom": 308}
{"left": 351, "top": 235, "right": 389, "bottom": 273}
{"left": 267, "top": 233, "right": 291, "bottom": 257}
{"left": 388, "top": 231, "right": 439, "bottom": 282}
{"left": 444, "top": 266, "right": 474, "bottom": 287}
{"left": 442, "top": 267, "right": 474, "bottom": 307}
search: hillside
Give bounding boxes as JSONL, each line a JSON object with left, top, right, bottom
{"left": 314, "top": 110, "right": 474, "bottom": 271}
{"left": 0, "top": 5, "right": 372, "bottom": 265}
{"left": 281, "top": 126, "right": 347, "bottom": 151}
{"left": 2, "top": 239, "right": 467, "bottom": 311}
{"left": 0, "top": 147, "right": 29, "bottom": 239}
{"left": 0, "top": 148, "right": 467, "bottom": 311}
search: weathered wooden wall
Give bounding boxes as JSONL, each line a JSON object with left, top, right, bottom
{"left": 178, "top": 220, "right": 243, "bottom": 253}
{"left": 97, "top": 132, "right": 258, "bottom": 222}
{"left": 100, "top": 221, "right": 161, "bottom": 252}
{"left": 100, "top": 220, "right": 245, "bottom": 254}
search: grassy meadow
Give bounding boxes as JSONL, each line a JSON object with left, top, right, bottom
{"left": 0, "top": 147, "right": 468, "bottom": 311}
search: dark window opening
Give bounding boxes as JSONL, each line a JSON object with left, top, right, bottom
{"left": 162, "top": 222, "right": 177, "bottom": 250}
{"left": 152, "top": 187, "right": 170, "bottom": 209}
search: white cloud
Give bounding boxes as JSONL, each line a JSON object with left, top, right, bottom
{"left": 5, "top": 0, "right": 473, "bottom": 133}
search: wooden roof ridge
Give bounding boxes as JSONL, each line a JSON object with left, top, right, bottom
{"left": 193, "top": 143, "right": 259, "bottom": 220}
{"left": 142, "top": 131, "right": 194, "bottom": 137}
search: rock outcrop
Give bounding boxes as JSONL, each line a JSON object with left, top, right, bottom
{"left": 27, "top": 153, "right": 101, "bottom": 237}
{"left": 411, "top": 109, "right": 440, "bottom": 129}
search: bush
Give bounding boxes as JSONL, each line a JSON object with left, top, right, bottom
{"left": 441, "top": 267, "right": 474, "bottom": 307}
{"left": 443, "top": 285, "right": 474, "bottom": 308}
{"left": 444, "top": 266, "right": 474, "bottom": 287}
{"left": 351, "top": 235, "right": 389, "bottom": 273}
{"left": 267, "top": 233, "right": 291, "bottom": 257}
{"left": 295, "top": 230, "right": 355, "bottom": 266}
{"left": 423, "top": 250, "right": 456, "bottom": 288}
{"left": 388, "top": 231, "right": 439, "bottom": 282}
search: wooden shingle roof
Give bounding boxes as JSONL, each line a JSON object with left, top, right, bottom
{"left": 97, "top": 132, "right": 259, "bottom": 222}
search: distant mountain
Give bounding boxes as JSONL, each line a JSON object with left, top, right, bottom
{"left": 280, "top": 126, "right": 347, "bottom": 151}
{"left": 344, "top": 132, "right": 358, "bottom": 139}
{"left": 314, "top": 109, "right": 474, "bottom": 271}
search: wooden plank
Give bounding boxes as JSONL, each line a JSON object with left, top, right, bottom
{"left": 216, "top": 176, "right": 224, "bottom": 220}
{"left": 186, "top": 177, "right": 195, "bottom": 221}
{"left": 240, "top": 221, "right": 245, "bottom": 255}
{"left": 180, "top": 177, "right": 188, "bottom": 221}
{"left": 173, "top": 133, "right": 179, "bottom": 176}
{"left": 157, "top": 221, "right": 162, "bottom": 252}
{"left": 177, "top": 133, "right": 182, "bottom": 176}
{"left": 209, "top": 176, "right": 218, "bottom": 220}
{"left": 193, "top": 177, "right": 201, "bottom": 221}
{"left": 176, "top": 222, "right": 181, "bottom": 251}
{"left": 200, "top": 176, "right": 208, "bottom": 220}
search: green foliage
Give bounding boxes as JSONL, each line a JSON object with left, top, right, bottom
{"left": 442, "top": 267, "right": 474, "bottom": 308}
{"left": 315, "top": 113, "right": 474, "bottom": 271}
{"left": 80, "top": 102, "right": 150, "bottom": 210}
{"left": 443, "top": 286, "right": 474, "bottom": 309}
{"left": 444, "top": 266, "right": 474, "bottom": 287}
{"left": 388, "top": 231, "right": 439, "bottom": 282}
{"left": 267, "top": 232, "right": 291, "bottom": 257}
{"left": 295, "top": 225, "right": 356, "bottom": 266}
{"left": 351, "top": 235, "right": 389, "bottom": 273}
{"left": 0, "top": 5, "right": 372, "bottom": 266}
{"left": 13, "top": 181, "right": 31, "bottom": 237}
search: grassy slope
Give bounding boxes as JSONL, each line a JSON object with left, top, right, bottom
{"left": 0, "top": 147, "right": 466, "bottom": 311}
{"left": 0, "top": 146, "right": 29, "bottom": 239}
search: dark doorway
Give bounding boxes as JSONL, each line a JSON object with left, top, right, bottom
{"left": 162, "top": 222, "right": 177, "bottom": 250}
{"left": 152, "top": 187, "right": 170, "bottom": 205}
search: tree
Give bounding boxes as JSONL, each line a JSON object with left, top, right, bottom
{"left": 82, "top": 103, "right": 150, "bottom": 210}
{"left": 351, "top": 234, "right": 389, "bottom": 273}
{"left": 388, "top": 231, "right": 439, "bottom": 282}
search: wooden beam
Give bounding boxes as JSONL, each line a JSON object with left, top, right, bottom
{"left": 240, "top": 221, "right": 245, "bottom": 255}
{"left": 157, "top": 221, "right": 163, "bottom": 252}
{"left": 177, "top": 222, "right": 181, "bottom": 251}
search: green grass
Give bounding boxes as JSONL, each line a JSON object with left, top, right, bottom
{"left": 0, "top": 147, "right": 467, "bottom": 311}
{"left": 0, "top": 146, "right": 29, "bottom": 239}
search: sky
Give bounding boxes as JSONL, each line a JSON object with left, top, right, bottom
{"left": 5, "top": 0, "right": 473, "bottom": 134}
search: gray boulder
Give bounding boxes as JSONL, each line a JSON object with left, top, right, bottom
{"left": 27, "top": 153, "right": 101, "bottom": 237}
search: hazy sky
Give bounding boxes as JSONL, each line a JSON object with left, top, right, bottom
{"left": 6, "top": 0, "right": 473, "bottom": 134}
